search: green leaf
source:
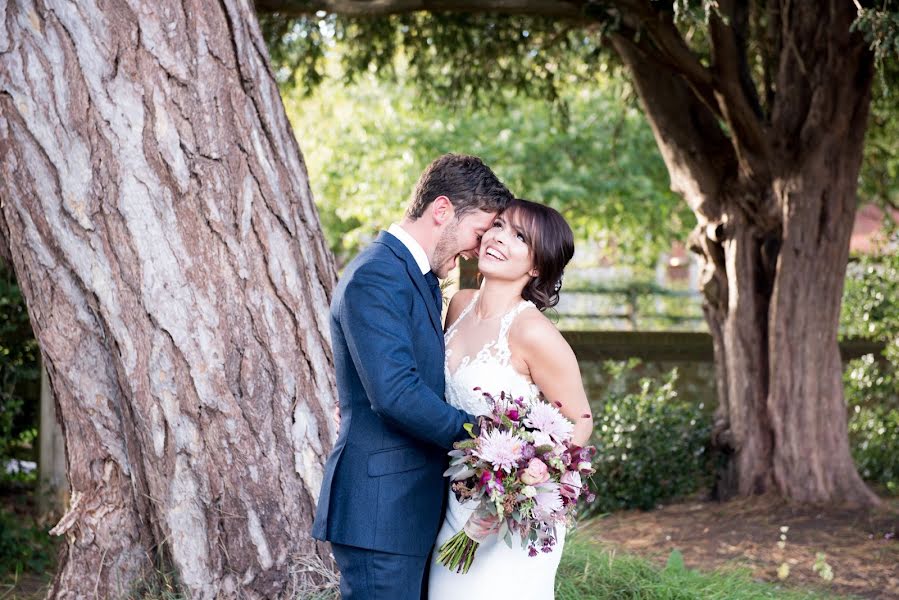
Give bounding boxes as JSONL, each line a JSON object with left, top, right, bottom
{"left": 665, "top": 549, "right": 685, "bottom": 572}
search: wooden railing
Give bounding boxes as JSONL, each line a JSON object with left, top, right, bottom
{"left": 561, "top": 330, "right": 888, "bottom": 362}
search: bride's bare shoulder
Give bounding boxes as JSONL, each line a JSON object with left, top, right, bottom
{"left": 510, "top": 308, "right": 570, "bottom": 356}
{"left": 444, "top": 288, "right": 478, "bottom": 330}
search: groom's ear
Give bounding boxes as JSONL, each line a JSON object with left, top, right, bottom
{"left": 431, "top": 196, "right": 454, "bottom": 225}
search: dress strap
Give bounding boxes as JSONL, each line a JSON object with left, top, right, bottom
{"left": 444, "top": 290, "right": 480, "bottom": 343}
{"left": 495, "top": 299, "right": 536, "bottom": 366}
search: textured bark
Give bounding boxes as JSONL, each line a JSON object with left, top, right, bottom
{"left": 0, "top": 0, "right": 338, "bottom": 597}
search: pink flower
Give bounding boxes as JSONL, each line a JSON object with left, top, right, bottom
{"left": 475, "top": 428, "right": 524, "bottom": 473}
{"left": 559, "top": 470, "right": 583, "bottom": 500}
{"left": 520, "top": 458, "right": 550, "bottom": 485}
{"left": 525, "top": 401, "right": 574, "bottom": 443}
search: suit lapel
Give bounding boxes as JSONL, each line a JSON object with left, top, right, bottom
{"left": 376, "top": 232, "right": 444, "bottom": 340}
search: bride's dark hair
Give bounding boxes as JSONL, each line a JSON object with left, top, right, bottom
{"left": 502, "top": 199, "right": 575, "bottom": 311}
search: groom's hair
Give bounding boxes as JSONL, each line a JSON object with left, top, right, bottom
{"left": 406, "top": 154, "right": 513, "bottom": 220}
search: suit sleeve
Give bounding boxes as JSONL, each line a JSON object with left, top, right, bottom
{"left": 338, "top": 260, "right": 475, "bottom": 449}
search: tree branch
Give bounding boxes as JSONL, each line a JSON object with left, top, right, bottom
{"left": 612, "top": 1, "right": 715, "bottom": 90}
{"left": 708, "top": 0, "right": 771, "bottom": 180}
{"left": 609, "top": 30, "right": 735, "bottom": 224}
{"left": 253, "top": 0, "right": 589, "bottom": 19}
{"left": 761, "top": 0, "right": 781, "bottom": 113}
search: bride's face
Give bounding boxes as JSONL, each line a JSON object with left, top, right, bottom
{"left": 477, "top": 212, "right": 535, "bottom": 284}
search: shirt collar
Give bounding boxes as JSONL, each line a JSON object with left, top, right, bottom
{"left": 387, "top": 223, "right": 431, "bottom": 275}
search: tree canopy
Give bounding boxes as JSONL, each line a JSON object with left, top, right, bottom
{"left": 259, "top": 2, "right": 899, "bottom": 217}
{"left": 281, "top": 58, "right": 691, "bottom": 267}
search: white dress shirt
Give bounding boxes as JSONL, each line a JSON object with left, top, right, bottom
{"left": 388, "top": 223, "right": 431, "bottom": 275}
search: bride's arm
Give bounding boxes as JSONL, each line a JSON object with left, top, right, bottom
{"left": 511, "top": 312, "right": 594, "bottom": 446}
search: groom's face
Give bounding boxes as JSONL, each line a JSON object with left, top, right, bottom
{"left": 431, "top": 209, "right": 496, "bottom": 279}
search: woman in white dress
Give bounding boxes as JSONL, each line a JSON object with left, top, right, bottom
{"left": 428, "top": 199, "right": 594, "bottom": 600}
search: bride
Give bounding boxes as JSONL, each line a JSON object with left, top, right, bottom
{"left": 428, "top": 198, "right": 594, "bottom": 599}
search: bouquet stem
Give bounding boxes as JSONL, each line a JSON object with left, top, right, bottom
{"left": 436, "top": 530, "right": 479, "bottom": 574}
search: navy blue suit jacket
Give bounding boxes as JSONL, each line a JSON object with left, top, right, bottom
{"left": 312, "top": 231, "right": 475, "bottom": 556}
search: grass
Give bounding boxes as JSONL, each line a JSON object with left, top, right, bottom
{"left": 555, "top": 535, "right": 846, "bottom": 600}
{"left": 0, "top": 529, "right": 850, "bottom": 600}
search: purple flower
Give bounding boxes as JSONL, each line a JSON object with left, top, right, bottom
{"left": 528, "top": 545, "right": 538, "bottom": 557}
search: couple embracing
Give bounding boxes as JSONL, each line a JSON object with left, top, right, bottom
{"left": 312, "top": 154, "right": 593, "bottom": 599}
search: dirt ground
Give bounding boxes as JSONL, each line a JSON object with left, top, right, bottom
{"left": 3, "top": 491, "right": 898, "bottom": 599}
{"left": 582, "top": 494, "right": 899, "bottom": 599}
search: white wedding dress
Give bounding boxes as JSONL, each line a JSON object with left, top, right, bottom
{"left": 427, "top": 292, "right": 565, "bottom": 600}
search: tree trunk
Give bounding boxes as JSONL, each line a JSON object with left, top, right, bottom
{"left": 612, "top": 1, "right": 879, "bottom": 506}
{"left": 0, "top": 0, "right": 338, "bottom": 597}
{"left": 767, "top": 137, "right": 878, "bottom": 506}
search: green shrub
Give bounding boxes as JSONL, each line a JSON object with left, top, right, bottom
{"left": 844, "top": 355, "right": 899, "bottom": 494}
{"left": 0, "top": 267, "right": 40, "bottom": 460}
{"left": 585, "top": 360, "right": 712, "bottom": 514}
{"left": 0, "top": 508, "right": 56, "bottom": 576}
{"left": 840, "top": 237, "right": 899, "bottom": 494}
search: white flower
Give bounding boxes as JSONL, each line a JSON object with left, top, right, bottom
{"left": 533, "top": 482, "right": 564, "bottom": 521}
{"left": 559, "top": 470, "right": 583, "bottom": 499}
{"left": 525, "top": 401, "right": 574, "bottom": 443}
{"left": 475, "top": 428, "right": 525, "bottom": 473}
{"left": 522, "top": 485, "right": 537, "bottom": 498}
{"left": 531, "top": 430, "right": 554, "bottom": 448}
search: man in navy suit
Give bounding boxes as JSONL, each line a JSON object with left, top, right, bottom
{"left": 312, "top": 154, "right": 513, "bottom": 599}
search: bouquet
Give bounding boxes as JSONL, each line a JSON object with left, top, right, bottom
{"left": 437, "top": 390, "right": 596, "bottom": 574}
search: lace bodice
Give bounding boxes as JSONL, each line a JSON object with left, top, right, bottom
{"left": 444, "top": 291, "right": 540, "bottom": 416}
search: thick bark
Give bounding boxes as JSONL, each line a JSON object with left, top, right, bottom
{"left": 767, "top": 0, "right": 878, "bottom": 504}
{"left": 0, "top": 0, "right": 337, "bottom": 597}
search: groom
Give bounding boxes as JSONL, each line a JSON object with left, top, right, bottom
{"left": 312, "top": 154, "right": 512, "bottom": 599}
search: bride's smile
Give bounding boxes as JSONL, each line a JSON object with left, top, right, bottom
{"left": 477, "top": 215, "right": 535, "bottom": 284}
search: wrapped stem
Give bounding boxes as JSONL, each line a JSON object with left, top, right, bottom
{"left": 436, "top": 530, "right": 480, "bottom": 574}
{"left": 436, "top": 508, "right": 499, "bottom": 574}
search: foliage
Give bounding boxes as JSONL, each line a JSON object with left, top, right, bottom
{"left": 841, "top": 235, "right": 899, "bottom": 494}
{"left": 0, "top": 266, "right": 40, "bottom": 460}
{"left": 584, "top": 360, "right": 712, "bottom": 514}
{"left": 0, "top": 508, "right": 55, "bottom": 577}
{"left": 260, "top": 12, "right": 603, "bottom": 109}
{"left": 841, "top": 233, "right": 899, "bottom": 342}
{"left": 844, "top": 356, "right": 899, "bottom": 495}
{"left": 555, "top": 535, "right": 838, "bottom": 600}
{"left": 282, "top": 65, "right": 689, "bottom": 267}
